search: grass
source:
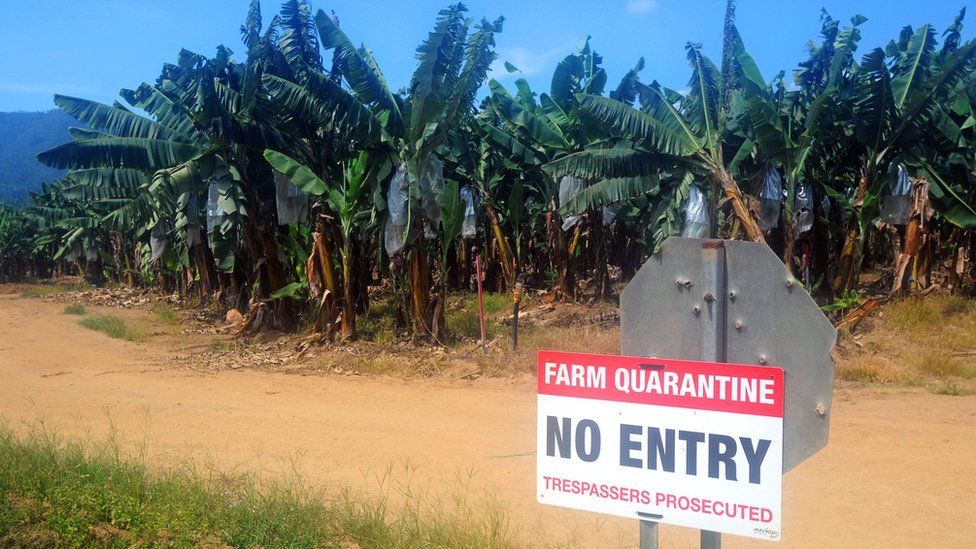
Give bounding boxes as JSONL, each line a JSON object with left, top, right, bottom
{"left": 62, "top": 304, "right": 86, "bottom": 316}
{"left": 20, "top": 284, "right": 71, "bottom": 298}
{"left": 356, "top": 301, "right": 400, "bottom": 344}
{"left": 80, "top": 315, "right": 147, "bottom": 342}
{"left": 929, "top": 379, "right": 967, "bottom": 396}
{"left": 0, "top": 426, "right": 516, "bottom": 548}
{"left": 150, "top": 303, "right": 179, "bottom": 325}
{"left": 320, "top": 291, "right": 620, "bottom": 378}
{"left": 840, "top": 295, "right": 976, "bottom": 392}
{"left": 445, "top": 293, "right": 511, "bottom": 341}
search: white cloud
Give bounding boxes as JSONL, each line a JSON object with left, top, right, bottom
{"left": 489, "top": 45, "right": 573, "bottom": 80}
{"left": 626, "top": 0, "right": 659, "bottom": 14}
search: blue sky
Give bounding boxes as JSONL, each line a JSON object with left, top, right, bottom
{"left": 0, "top": 0, "right": 970, "bottom": 112}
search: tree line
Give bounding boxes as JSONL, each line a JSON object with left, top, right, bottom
{"left": 1, "top": 0, "right": 975, "bottom": 342}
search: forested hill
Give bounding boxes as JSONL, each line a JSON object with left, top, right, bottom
{"left": 0, "top": 110, "right": 76, "bottom": 203}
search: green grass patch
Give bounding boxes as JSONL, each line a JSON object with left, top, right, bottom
{"left": 479, "top": 293, "right": 510, "bottom": 314}
{"left": 20, "top": 284, "right": 71, "bottom": 298}
{"left": 445, "top": 293, "right": 512, "bottom": 341}
{"left": 150, "top": 303, "right": 179, "bottom": 325}
{"left": 356, "top": 301, "right": 400, "bottom": 344}
{"left": 447, "top": 307, "right": 499, "bottom": 341}
{"left": 928, "top": 379, "right": 967, "bottom": 396}
{"left": 0, "top": 427, "right": 516, "bottom": 548}
{"left": 62, "top": 304, "right": 86, "bottom": 316}
{"left": 79, "top": 315, "right": 147, "bottom": 342}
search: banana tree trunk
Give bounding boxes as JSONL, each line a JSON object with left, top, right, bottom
{"left": 548, "top": 199, "right": 576, "bottom": 301}
{"left": 242, "top": 185, "right": 296, "bottom": 329}
{"left": 353, "top": 240, "right": 370, "bottom": 315}
{"left": 458, "top": 237, "right": 471, "bottom": 290}
{"left": 834, "top": 166, "right": 870, "bottom": 293}
{"left": 781, "top": 177, "right": 797, "bottom": 275}
{"left": 783, "top": 221, "right": 796, "bottom": 276}
{"left": 949, "top": 230, "right": 971, "bottom": 291}
{"left": 891, "top": 178, "right": 931, "bottom": 295}
{"left": 409, "top": 235, "right": 432, "bottom": 340}
{"left": 716, "top": 166, "right": 766, "bottom": 243}
{"left": 812, "top": 195, "right": 831, "bottom": 295}
{"left": 340, "top": 239, "right": 357, "bottom": 340}
{"left": 591, "top": 210, "right": 610, "bottom": 299}
{"left": 483, "top": 200, "right": 515, "bottom": 289}
{"left": 313, "top": 217, "right": 340, "bottom": 296}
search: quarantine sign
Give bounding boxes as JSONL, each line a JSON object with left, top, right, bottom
{"left": 537, "top": 350, "right": 784, "bottom": 541}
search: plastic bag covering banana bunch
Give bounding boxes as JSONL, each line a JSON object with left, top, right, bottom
{"left": 559, "top": 176, "right": 585, "bottom": 231}
{"left": 879, "top": 165, "right": 911, "bottom": 225}
{"left": 460, "top": 185, "right": 479, "bottom": 237}
{"left": 794, "top": 181, "right": 814, "bottom": 236}
{"left": 759, "top": 165, "right": 782, "bottom": 231}
{"left": 150, "top": 221, "right": 170, "bottom": 262}
{"left": 206, "top": 179, "right": 227, "bottom": 233}
{"left": 181, "top": 192, "right": 202, "bottom": 247}
{"left": 419, "top": 156, "right": 445, "bottom": 239}
{"left": 274, "top": 170, "right": 310, "bottom": 225}
{"left": 65, "top": 245, "right": 81, "bottom": 263}
{"left": 384, "top": 162, "right": 409, "bottom": 256}
{"left": 603, "top": 203, "right": 623, "bottom": 226}
{"left": 84, "top": 246, "right": 98, "bottom": 262}
{"left": 681, "top": 185, "right": 710, "bottom": 238}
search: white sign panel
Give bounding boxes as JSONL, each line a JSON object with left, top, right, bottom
{"left": 537, "top": 350, "right": 784, "bottom": 541}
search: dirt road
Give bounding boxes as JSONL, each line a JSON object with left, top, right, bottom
{"left": 1, "top": 293, "right": 974, "bottom": 547}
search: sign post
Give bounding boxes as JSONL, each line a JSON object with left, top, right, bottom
{"left": 698, "top": 240, "right": 727, "bottom": 548}
{"left": 537, "top": 237, "right": 836, "bottom": 547}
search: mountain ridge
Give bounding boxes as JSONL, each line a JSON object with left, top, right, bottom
{"left": 0, "top": 110, "right": 76, "bottom": 203}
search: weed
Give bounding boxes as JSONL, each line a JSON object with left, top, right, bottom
{"left": 151, "top": 303, "right": 179, "bottom": 325}
{"left": 911, "top": 353, "right": 964, "bottom": 377}
{"left": 444, "top": 293, "right": 513, "bottom": 342}
{"left": 356, "top": 301, "right": 400, "bottom": 344}
{"left": 836, "top": 361, "right": 883, "bottom": 383}
{"left": 885, "top": 298, "right": 938, "bottom": 334}
{"left": 20, "top": 284, "right": 70, "bottom": 298}
{"left": 940, "top": 295, "right": 971, "bottom": 316}
{"left": 479, "top": 292, "right": 510, "bottom": 314}
{"left": 80, "top": 315, "right": 147, "bottom": 342}
{"left": 62, "top": 304, "right": 86, "bottom": 315}
{"left": 929, "top": 379, "right": 967, "bottom": 396}
{"left": 447, "top": 307, "right": 494, "bottom": 340}
{"left": 0, "top": 426, "right": 517, "bottom": 548}
{"left": 208, "top": 338, "right": 239, "bottom": 352}
{"left": 821, "top": 290, "right": 863, "bottom": 315}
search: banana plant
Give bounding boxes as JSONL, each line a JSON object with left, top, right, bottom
{"left": 831, "top": 17, "right": 976, "bottom": 291}
{"left": 572, "top": 37, "right": 766, "bottom": 245}
{"left": 264, "top": 149, "right": 389, "bottom": 338}
{"left": 487, "top": 39, "right": 648, "bottom": 299}
{"left": 735, "top": 15, "right": 864, "bottom": 273}
{"left": 396, "top": 5, "right": 504, "bottom": 338}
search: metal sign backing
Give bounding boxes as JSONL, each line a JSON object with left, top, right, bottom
{"left": 620, "top": 237, "right": 836, "bottom": 473}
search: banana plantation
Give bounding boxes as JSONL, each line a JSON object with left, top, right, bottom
{"left": 2, "top": 1, "right": 976, "bottom": 341}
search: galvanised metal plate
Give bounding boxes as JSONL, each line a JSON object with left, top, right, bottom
{"left": 724, "top": 239, "right": 835, "bottom": 472}
{"left": 621, "top": 237, "right": 706, "bottom": 361}
{"left": 620, "top": 237, "right": 836, "bottom": 472}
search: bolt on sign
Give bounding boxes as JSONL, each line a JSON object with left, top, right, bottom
{"left": 537, "top": 351, "right": 785, "bottom": 541}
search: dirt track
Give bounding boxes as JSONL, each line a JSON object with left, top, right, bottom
{"left": 1, "top": 293, "right": 974, "bottom": 547}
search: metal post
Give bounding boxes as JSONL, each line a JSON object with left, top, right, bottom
{"left": 511, "top": 292, "right": 520, "bottom": 351}
{"left": 701, "top": 530, "right": 722, "bottom": 549}
{"left": 473, "top": 247, "right": 488, "bottom": 354}
{"left": 639, "top": 520, "right": 659, "bottom": 549}
{"left": 699, "top": 240, "right": 726, "bottom": 549}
